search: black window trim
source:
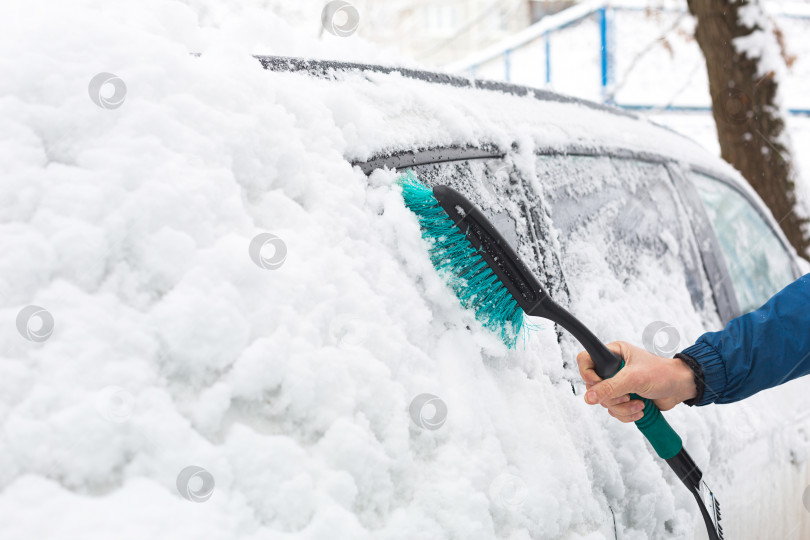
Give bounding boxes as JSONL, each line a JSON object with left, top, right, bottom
{"left": 256, "top": 55, "right": 640, "bottom": 121}
{"left": 355, "top": 146, "right": 504, "bottom": 175}
{"left": 666, "top": 164, "right": 741, "bottom": 322}
{"left": 353, "top": 144, "right": 679, "bottom": 174}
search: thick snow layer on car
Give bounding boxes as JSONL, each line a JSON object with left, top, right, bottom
{"left": 2, "top": 2, "right": 810, "bottom": 540}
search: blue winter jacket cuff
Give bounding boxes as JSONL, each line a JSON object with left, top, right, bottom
{"left": 674, "top": 274, "right": 810, "bottom": 406}
{"left": 678, "top": 340, "right": 727, "bottom": 406}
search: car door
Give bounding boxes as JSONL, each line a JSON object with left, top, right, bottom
{"left": 359, "top": 146, "right": 743, "bottom": 538}
{"left": 673, "top": 168, "right": 809, "bottom": 540}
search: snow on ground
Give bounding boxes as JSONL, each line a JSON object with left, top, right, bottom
{"left": 2, "top": 1, "right": 810, "bottom": 540}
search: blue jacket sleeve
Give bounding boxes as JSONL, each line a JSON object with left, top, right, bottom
{"left": 679, "top": 273, "right": 810, "bottom": 405}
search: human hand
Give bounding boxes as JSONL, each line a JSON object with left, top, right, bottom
{"left": 576, "top": 341, "right": 698, "bottom": 423}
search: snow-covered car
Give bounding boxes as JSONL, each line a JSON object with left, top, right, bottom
{"left": 261, "top": 56, "right": 808, "bottom": 538}
{"left": 7, "top": 45, "right": 810, "bottom": 540}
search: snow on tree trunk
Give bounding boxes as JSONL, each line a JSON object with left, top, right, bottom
{"left": 687, "top": 0, "right": 810, "bottom": 261}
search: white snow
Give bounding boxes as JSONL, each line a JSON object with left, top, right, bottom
{"left": 1, "top": 1, "right": 810, "bottom": 540}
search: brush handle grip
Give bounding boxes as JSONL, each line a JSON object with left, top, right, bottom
{"left": 610, "top": 359, "right": 683, "bottom": 460}
{"left": 522, "top": 294, "right": 684, "bottom": 459}
{"left": 631, "top": 393, "right": 683, "bottom": 459}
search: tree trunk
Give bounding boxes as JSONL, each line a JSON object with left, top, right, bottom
{"left": 687, "top": 0, "right": 810, "bottom": 260}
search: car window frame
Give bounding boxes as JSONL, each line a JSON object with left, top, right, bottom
{"left": 665, "top": 164, "right": 741, "bottom": 322}
{"left": 355, "top": 146, "right": 504, "bottom": 175}
{"left": 355, "top": 144, "right": 795, "bottom": 326}
{"left": 534, "top": 150, "right": 718, "bottom": 317}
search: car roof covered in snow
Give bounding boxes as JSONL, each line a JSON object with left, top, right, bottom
{"left": 256, "top": 55, "right": 744, "bottom": 183}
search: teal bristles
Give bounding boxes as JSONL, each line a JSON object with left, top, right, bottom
{"left": 398, "top": 170, "right": 526, "bottom": 347}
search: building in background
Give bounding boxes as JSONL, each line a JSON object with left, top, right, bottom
{"left": 529, "top": 0, "right": 578, "bottom": 21}
{"left": 353, "top": 0, "right": 577, "bottom": 66}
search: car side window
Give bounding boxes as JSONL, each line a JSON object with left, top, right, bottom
{"left": 536, "top": 154, "right": 711, "bottom": 319}
{"left": 688, "top": 171, "right": 795, "bottom": 314}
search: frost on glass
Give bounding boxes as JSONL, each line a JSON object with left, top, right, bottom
{"left": 411, "top": 158, "right": 568, "bottom": 303}
{"left": 690, "top": 172, "right": 795, "bottom": 313}
{"left": 536, "top": 155, "right": 709, "bottom": 317}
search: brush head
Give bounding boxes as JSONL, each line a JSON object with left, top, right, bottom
{"left": 398, "top": 171, "right": 526, "bottom": 347}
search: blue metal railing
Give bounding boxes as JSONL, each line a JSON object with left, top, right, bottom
{"left": 619, "top": 104, "right": 810, "bottom": 117}
{"left": 599, "top": 7, "right": 609, "bottom": 100}
{"left": 455, "top": 2, "right": 810, "bottom": 116}
{"left": 504, "top": 49, "right": 512, "bottom": 82}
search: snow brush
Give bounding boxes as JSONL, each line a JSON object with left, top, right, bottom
{"left": 399, "top": 171, "right": 722, "bottom": 540}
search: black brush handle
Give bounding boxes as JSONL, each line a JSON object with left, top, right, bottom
{"left": 433, "top": 185, "right": 548, "bottom": 310}
{"left": 540, "top": 299, "right": 623, "bottom": 377}
{"left": 667, "top": 450, "right": 722, "bottom": 540}
{"left": 435, "top": 183, "right": 618, "bottom": 375}
{"left": 539, "top": 289, "right": 683, "bottom": 459}
{"left": 434, "top": 184, "right": 683, "bottom": 459}
{"left": 433, "top": 184, "right": 717, "bottom": 538}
